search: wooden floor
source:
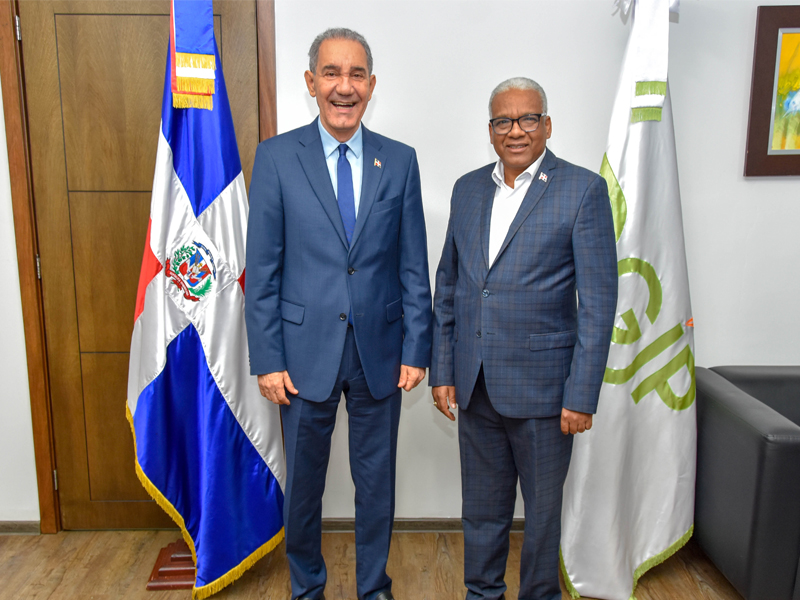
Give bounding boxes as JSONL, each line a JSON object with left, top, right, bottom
{"left": 0, "top": 531, "right": 742, "bottom": 600}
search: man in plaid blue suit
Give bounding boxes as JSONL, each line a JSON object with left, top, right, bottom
{"left": 431, "top": 78, "right": 618, "bottom": 600}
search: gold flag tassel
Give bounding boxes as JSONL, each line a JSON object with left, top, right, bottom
{"left": 175, "top": 52, "right": 216, "bottom": 71}
{"left": 173, "top": 93, "right": 213, "bottom": 111}
{"left": 175, "top": 77, "right": 215, "bottom": 95}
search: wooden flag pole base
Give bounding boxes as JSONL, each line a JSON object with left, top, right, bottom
{"left": 147, "top": 539, "right": 195, "bottom": 591}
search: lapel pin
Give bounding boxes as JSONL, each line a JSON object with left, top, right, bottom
{"left": 538, "top": 172, "right": 548, "bottom": 182}
{"left": 374, "top": 158, "right": 382, "bottom": 168}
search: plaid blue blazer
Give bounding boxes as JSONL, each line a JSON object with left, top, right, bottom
{"left": 430, "top": 150, "right": 618, "bottom": 418}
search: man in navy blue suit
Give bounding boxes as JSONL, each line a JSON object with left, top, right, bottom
{"left": 245, "top": 28, "right": 432, "bottom": 600}
{"left": 431, "top": 78, "right": 618, "bottom": 600}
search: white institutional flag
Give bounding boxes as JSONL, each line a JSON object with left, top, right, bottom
{"left": 560, "top": 0, "right": 697, "bottom": 598}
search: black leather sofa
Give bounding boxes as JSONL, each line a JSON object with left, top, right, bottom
{"left": 695, "top": 366, "right": 800, "bottom": 600}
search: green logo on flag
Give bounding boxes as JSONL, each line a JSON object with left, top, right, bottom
{"left": 601, "top": 158, "right": 695, "bottom": 411}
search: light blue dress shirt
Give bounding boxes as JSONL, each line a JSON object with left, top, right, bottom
{"left": 318, "top": 119, "right": 363, "bottom": 215}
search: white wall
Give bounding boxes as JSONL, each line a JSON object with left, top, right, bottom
{"left": 0, "top": 75, "right": 40, "bottom": 521}
{"left": 275, "top": 0, "right": 800, "bottom": 519}
{"left": 671, "top": 2, "right": 800, "bottom": 365}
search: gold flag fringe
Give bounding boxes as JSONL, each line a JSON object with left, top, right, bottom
{"left": 175, "top": 77, "right": 215, "bottom": 95}
{"left": 173, "top": 93, "right": 213, "bottom": 111}
{"left": 126, "top": 404, "right": 198, "bottom": 562}
{"left": 193, "top": 528, "right": 285, "bottom": 600}
{"left": 176, "top": 52, "right": 216, "bottom": 71}
{"left": 126, "top": 404, "right": 285, "bottom": 599}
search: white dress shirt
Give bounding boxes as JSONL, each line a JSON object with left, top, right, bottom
{"left": 488, "top": 149, "right": 548, "bottom": 266}
{"left": 318, "top": 119, "right": 364, "bottom": 215}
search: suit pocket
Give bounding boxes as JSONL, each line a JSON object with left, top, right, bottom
{"left": 527, "top": 330, "right": 577, "bottom": 389}
{"left": 372, "top": 194, "right": 402, "bottom": 214}
{"left": 280, "top": 299, "right": 305, "bottom": 325}
{"left": 386, "top": 298, "right": 402, "bottom": 323}
{"left": 529, "top": 330, "right": 576, "bottom": 351}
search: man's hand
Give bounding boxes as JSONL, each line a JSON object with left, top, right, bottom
{"left": 561, "top": 408, "right": 593, "bottom": 434}
{"left": 432, "top": 385, "right": 457, "bottom": 421}
{"left": 398, "top": 365, "right": 426, "bottom": 391}
{"left": 257, "top": 371, "right": 298, "bottom": 406}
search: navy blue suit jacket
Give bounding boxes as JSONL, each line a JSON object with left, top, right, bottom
{"left": 245, "top": 120, "right": 433, "bottom": 402}
{"left": 430, "top": 150, "right": 617, "bottom": 418}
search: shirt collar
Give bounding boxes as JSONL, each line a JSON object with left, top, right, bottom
{"left": 491, "top": 148, "right": 548, "bottom": 190}
{"left": 318, "top": 118, "right": 363, "bottom": 159}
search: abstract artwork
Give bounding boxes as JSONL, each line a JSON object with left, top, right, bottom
{"left": 745, "top": 6, "right": 800, "bottom": 176}
{"left": 769, "top": 29, "right": 800, "bottom": 154}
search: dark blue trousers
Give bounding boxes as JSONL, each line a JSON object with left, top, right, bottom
{"left": 460, "top": 369, "right": 573, "bottom": 600}
{"left": 280, "top": 327, "right": 401, "bottom": 600}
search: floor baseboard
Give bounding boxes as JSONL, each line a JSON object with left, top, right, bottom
{"left": 0, "top": 519, "right": 525, "bottom": 535}
{"left": 0, "top": 521, "right": 40, "bottom": 534}
{"left": 321, "top": 518, "right": 525, "bottom": 532}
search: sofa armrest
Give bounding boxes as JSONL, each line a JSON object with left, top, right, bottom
{"left": 696, "top": 367, "right": 800, "bottom": 600}
{"left": 711, "top": 365, "right": 800, "bottom": 427}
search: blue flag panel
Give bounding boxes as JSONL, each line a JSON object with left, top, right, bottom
{"left": 172, "top": 0, "right": 215, "bottom": 57}
{"left": 133, "top": 325, "right": 284, "bottom": 587}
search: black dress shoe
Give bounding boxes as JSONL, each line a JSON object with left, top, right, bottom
{"left": 296, "top": 595, "right": 324, "bottom": 600}
{"left": 373, "top": 592, "right": 394, "bottom": 600}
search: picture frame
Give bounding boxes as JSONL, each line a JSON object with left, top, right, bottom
{"left": 744, "top": 5, "right": 800, "bottom": 177}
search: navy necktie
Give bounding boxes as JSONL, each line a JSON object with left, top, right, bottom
{"left": 337, "top": 143, "right": 356, "bottom": 245}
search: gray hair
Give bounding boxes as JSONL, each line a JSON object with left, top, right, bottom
{"left": 309, "top": 28, "right": 373, "bottom": 75}
{"left": 488, "top": 77, "right": 548, "bottom": 116}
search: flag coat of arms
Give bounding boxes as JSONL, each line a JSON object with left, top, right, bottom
{"left": 560, "top": 0, "right": 696, "bottom": 598}
{"left": 127, "top": 2, "right": 285, "bottom": 598}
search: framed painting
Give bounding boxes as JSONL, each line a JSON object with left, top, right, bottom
{"left": 744, "top": 5, "right": 800, "bottom": 176}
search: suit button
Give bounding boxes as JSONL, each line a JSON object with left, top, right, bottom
{"left": 339, "top": 313, "right": 347, "bottom": 321}
{"left": 476, "top": 331, "right": 481, "bottom": 338}
{"left": 482, "top": 289, "right": 489, "bottom": 297}
{"left": 348, "top": 267, "right": 355, "bottom": 275}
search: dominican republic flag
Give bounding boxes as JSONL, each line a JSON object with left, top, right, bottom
{"left": 560, "top": 0, "right": 696, "bottom": 598}
{"left": 127, "top": 2, "right": 285, "bottom": 598}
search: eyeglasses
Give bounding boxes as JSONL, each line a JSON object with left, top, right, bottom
{"left": 489, "top": 113, "right": 547, "bottom": 135}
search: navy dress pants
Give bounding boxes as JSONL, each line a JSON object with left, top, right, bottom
{"left": 280, "top": 327, "right": 401, "bottom": 600}
{"left": 460, "top": 368, "right": 573, "bottom": 600}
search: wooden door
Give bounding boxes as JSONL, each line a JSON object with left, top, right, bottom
{"left": 18, "top": 0, "right": 260, "bottom": 529}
